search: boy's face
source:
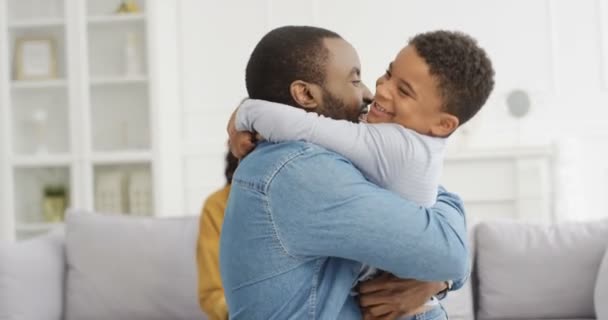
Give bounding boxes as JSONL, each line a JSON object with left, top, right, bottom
{"left": 368, "top": 45, "right": 457, "bottom": 137}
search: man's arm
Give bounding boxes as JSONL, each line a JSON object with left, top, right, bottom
{"left": 267, "top": 151, "right": 469, "bottom": 281}
{"left": 358, "top": 275, "right": 451, "bottom": 319}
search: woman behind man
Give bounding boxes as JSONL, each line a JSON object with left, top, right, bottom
{"left": 197, "top": 150, "right": 239, "bottom": 320}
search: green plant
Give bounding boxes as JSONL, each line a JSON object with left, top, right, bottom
{"left": 43, "top": 185, "right": 67, "bottom": 197}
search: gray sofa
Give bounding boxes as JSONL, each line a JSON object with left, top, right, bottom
{"left": 0, "top": 210, "right": 606, "bottom": 320}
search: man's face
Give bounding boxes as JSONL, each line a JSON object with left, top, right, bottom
{"left": 316, "top": 38, "right": 372, "bottom": 122}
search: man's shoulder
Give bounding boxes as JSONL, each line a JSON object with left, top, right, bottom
{"left": 243, "top": 141, "right": 344, "bottom": 166}
{"left": 234, "top": 141, "right": 357, "bottom": 187}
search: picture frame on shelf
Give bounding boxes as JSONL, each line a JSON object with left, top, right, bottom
{"left": 13, "top": 37, "right": 58, "bottom": 80}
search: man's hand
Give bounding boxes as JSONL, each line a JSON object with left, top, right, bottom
{"left": 358, "top": 273, "right": 447, "bottom": 320}
{"left": 227, "top": 107, "right": 256, "bottom": 159}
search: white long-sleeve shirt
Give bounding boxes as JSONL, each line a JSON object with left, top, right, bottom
{"left": 235, "top": 99, "right": 446, "bottom": 208}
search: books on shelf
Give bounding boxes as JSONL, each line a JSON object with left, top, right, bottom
{"left": 95, "top": 168, "right": 152, "bottom": 215}
{"left": 129, "top": 169, "right": 152, "bottom": 215}
{"left": 95, "top": 171, "right": 128, "bottom": 213}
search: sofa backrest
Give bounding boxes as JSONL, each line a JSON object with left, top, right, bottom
{"left": 64, "top": 210, "right": 205, "bottom": 320}
{"left": 474, "top": 219, "right": 608, "bottom": 320}
{"left": 0, "top": 228, "right": 65, "bottom": 320}
{"left": 9, "top": 210, "right": 604, "bottom": 320}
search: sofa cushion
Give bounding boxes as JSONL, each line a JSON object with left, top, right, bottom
{"left": 596, "top": 246, "right": 608, "bottom": 319}
{"left": 0, "top": 228, "right": 65, "bottom": 320}
{"left": 476, "top": 219, "right": 608, "bottom": 320}
{"left": 65, "top": 210, "right": 205, "bottom": 320}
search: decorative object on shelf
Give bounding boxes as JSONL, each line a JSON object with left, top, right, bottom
{"left": 124, "top": 31, "right": 143, "bottom": 76}
{"left": 506, "top": 89, "right": 531, "bottom": 118}
{"left": 95, "top": 171, "right": 128, "bottom": 213}
{"left": 506, "top": 89, "right": 532, "bottom": 145}
{"left": 30, "top": 108, "right": 48, "bottom": 154}
{"left": 128, "top": 169, "right": 152, "bottom": 215}
{"left": 42, "top": 184, "right": 67, "bottom": 222}
{"left": 14, "top": 37, "right": 58, "bottom": 80}
{"left": 115, "top": 0, "right": 140, "bottom": 14}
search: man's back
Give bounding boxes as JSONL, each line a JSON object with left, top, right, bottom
{"left": 219, "top": 141, "right": 362, "bottom": 319}
{"left": 220, "top": 141, "right": 469, "bottom": 319}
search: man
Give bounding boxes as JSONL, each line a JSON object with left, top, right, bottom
{"left": 220, "top": 26, "right": 469, "bottom": 319}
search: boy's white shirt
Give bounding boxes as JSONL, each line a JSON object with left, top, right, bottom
{"left": 235, "top": 99, "right": 447, "bottom": 208}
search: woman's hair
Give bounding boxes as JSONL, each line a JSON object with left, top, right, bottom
{"left": 225, "top": 151, "right": 239, "bottom": 185}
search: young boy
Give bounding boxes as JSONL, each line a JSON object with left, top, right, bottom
{"left": 234, "top": 30, "right": 494, "bottom": 318}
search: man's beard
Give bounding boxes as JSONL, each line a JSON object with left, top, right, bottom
{"left": 319, "top": 89, "right": 367, "bottom": 123}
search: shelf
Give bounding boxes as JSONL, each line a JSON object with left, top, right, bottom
{"left": 8, "top": 19, "right": 65, "bottom": 29}
{"left": 11, "top": 79, "right": 67, "bottom": 89}
{"left": 16, "top": 222, "right": 63, "bottom": 232}
{"left": 91, "top": 151, "right": 152, "bottom": 164}
{"left": 2, "top": 2, "right": 156, "bottom": 242}
{"left": 12, "top": 154, "right": 73, "bottom": 168}
{"left": 88, "top": 13, "right": 145, "bottom": 24}
{"left": 90, "top": 76, "right": 147, "bottom": 86}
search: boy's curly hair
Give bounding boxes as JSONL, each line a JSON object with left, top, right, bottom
{"left": 410, "top": 30, "right": 495, "bottom": 125}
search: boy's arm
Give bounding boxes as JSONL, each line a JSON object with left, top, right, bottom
{"left": 236, "top": 99, "right": 418, "bottom": 187}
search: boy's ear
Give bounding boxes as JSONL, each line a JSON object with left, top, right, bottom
{"left": 431, "top": 113, "right": 459, "bottom": 137}
{"left": 290, "top": 80, "right": 324, "bottom": 110}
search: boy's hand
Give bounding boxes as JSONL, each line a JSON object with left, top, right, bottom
{"left": 227, "top": 107, "right": 257, "bottom": 159}
{"left": 358, "top": 273, "right": 447, "bottom": 319}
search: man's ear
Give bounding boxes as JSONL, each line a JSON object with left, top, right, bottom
{"left": 431, "top": 113, "right": 459, "bottom": 137}
{"left": 290, "top": 80, "right": 323, "bottom": 110}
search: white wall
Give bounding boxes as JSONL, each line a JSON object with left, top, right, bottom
{"left": 175, "top": 0, "right": 608, "bottom": 219}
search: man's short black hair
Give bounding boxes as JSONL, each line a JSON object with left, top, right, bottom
{"left": 246, "top": 26, "right": 342, "bottom": 107}
{"left": 410, "top": 30, "right": 495, "bottom": 126}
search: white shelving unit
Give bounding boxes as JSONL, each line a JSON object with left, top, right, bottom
{"left": 90, "top": 75, "right": 147, "bottom": 86}
{"left": 12, "top": 154, "right": 73, "bottom": 167}
{"left": 0, "top": 0, "right": 160, "bottom": 241}
{"left": 91, "top": 151, "right": 152, "bottom": 164}
{"left": 8, "top": 19, "right": 65, "bottom": 29}
{"left": 88, "top": 13, "right": 145, "bottom": 24}
{"left": 11, "top": 79, "right": 67, "bottom": 89}
{"left": 442, "top": 147, "right": 555, "bottom": 225}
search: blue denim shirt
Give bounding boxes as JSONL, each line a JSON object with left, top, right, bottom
{"left": 220, "top": 141, "right": 469, "bottom": 319}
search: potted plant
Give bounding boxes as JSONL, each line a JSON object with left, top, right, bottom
{"left": 42, "top": 185, "right": 68, "bottom": 222}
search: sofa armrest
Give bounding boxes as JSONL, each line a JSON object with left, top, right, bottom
{"left": 0, "top": 227, "right": 66, "bottom": 320}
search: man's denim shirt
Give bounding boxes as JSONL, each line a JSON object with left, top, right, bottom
{"left": 220, "top": 141, "right": 469, "bottom": 319}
